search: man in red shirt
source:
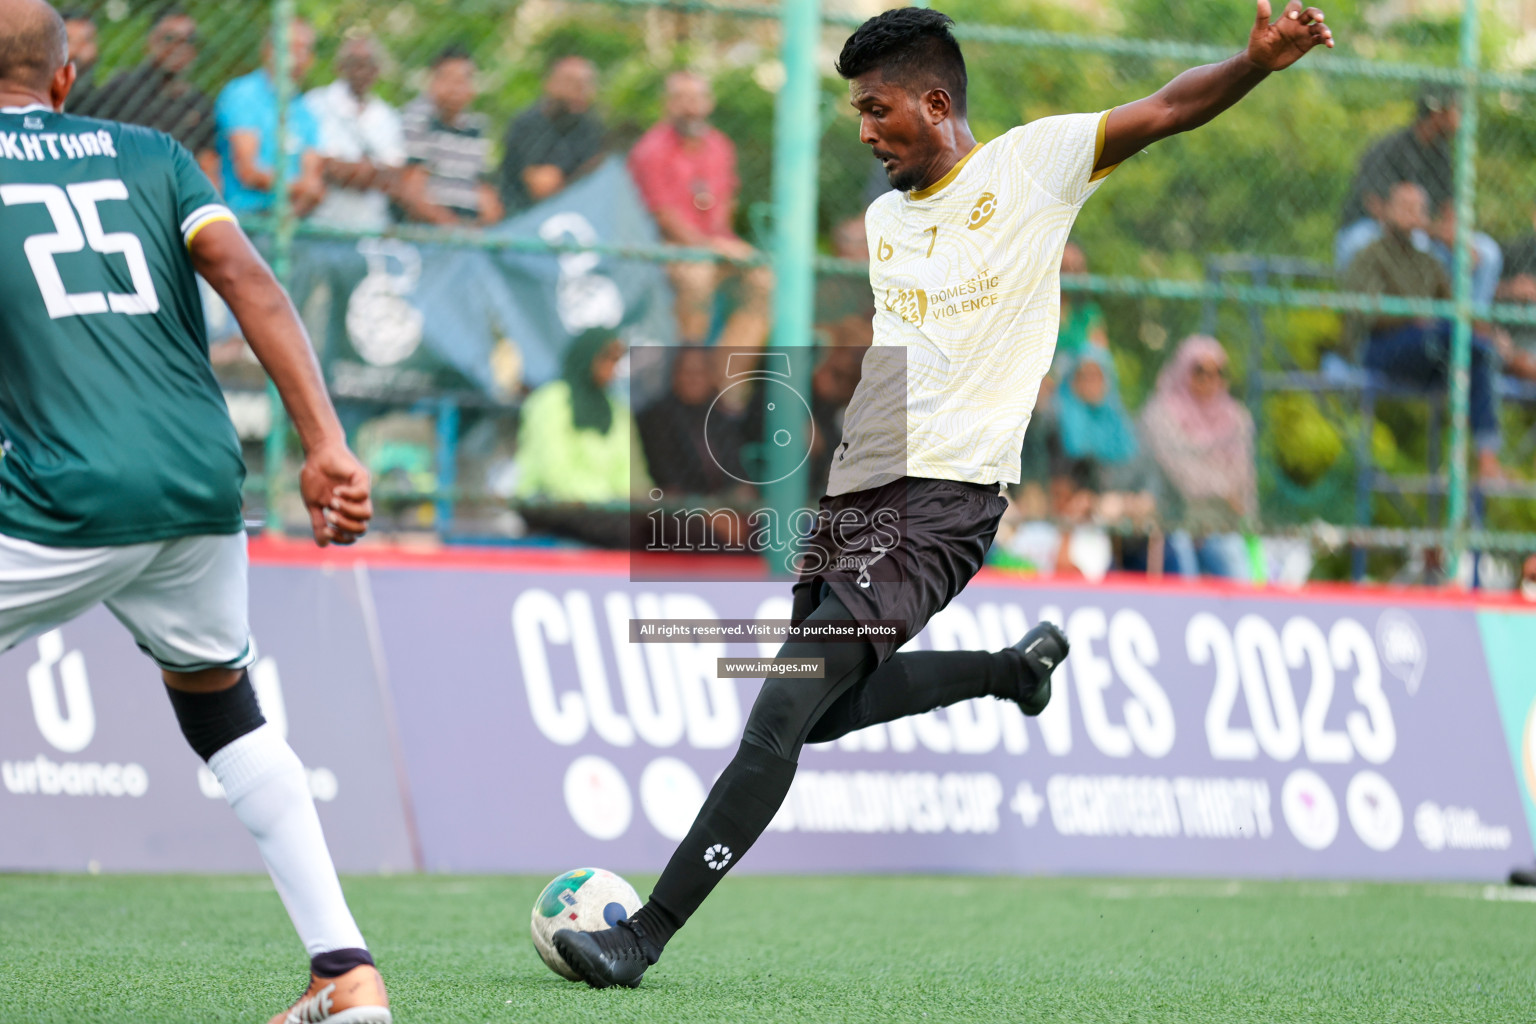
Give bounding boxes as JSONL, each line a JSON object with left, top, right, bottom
{"left": 628, "top": 71, "right": 771, "bottom": 349}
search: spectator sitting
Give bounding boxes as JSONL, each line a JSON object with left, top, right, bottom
{"left": 305, "top": 32, "right": 405, "bottom": 233}
{"left": 497, "top": 56, "right": 605, "bottom": 215}
{"left": 629, "top": 71, "right": 772, "bottom": 350}
{"left": 1057, "top": 241, "right": 1109, "bottom": 361}
{"left": 1424, "top": 196, "right": 1501, "bottom": 308}
{"left": 1053, "top": 348, "right": 1159, "bottom": 571}
{"left": 516, "top": 328, "right": 651, "bottom": 506}
{"left": 990, "top": 375, "right": 1062, "bottom": 573}
{"left": 59, "top": 7, "right": 99, "bottom": 114}
{"left": 397, "top": 45, "right": 504, "bottom": 227}
{"left": 1336, "top": 86, "right": 1500, "bottom": 284}
{"left": 636, "top": 346, "right": 739, "bottom": 499}
{"left": 89, "top": 8, "right": 219, "bottom": 185}
{"left": 1493, "top": 271, "right": 1536, "bottom": 383}
{"left": 1141, "top": 336, "right": 1255, "bottom": 580}
{"left": 1342, "top": 181, "right": 1504, "bottom": 479}
{"left": 214, "top": 19, "right": 326, "bottom": 217}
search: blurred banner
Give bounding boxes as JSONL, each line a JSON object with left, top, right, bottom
{"left": 288, "top": 157, "right": 673, "bottom": 401}
{"left": 5, "top": 552, "right": 1534, "bottom": 879}
{"left": 368, "top": 564, "right": 1533, "bottom": 880}
{"left": 0, "top": 567, "right": 415, "bottom": 873}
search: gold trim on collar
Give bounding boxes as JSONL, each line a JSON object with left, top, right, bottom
{"left": 908, "top": 141, "right": 984, "bottom": 201}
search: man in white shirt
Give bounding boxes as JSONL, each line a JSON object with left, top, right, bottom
{"left": 305, "top": 33, "right": 404, "bottom": 232}
{"left": 556, "top": 2, "right": 1334, "bottom": 990}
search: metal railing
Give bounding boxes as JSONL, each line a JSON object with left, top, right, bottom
{"left": 75, "top": 0, "right": 1536, "bottom": 583}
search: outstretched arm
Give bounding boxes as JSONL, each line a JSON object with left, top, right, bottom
{"left": 190, "top": 220, "right": 373, "bottom": 546}
{"left": 1096, "top": 0, "right": 1334, "bottom": 171}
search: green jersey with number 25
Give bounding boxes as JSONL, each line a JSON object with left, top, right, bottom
{"left": 0, "top": 105, "right": 245, "bottom": 547}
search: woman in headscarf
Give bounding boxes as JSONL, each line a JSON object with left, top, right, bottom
{"left": 1049, "top": 347, "right": 1158, "bottom": 574}
{"left": 1140, "top": 335, "right": 1255, "bottom": 580}
{"left": 515, "top": 327, "right": 652, "bottom": 508}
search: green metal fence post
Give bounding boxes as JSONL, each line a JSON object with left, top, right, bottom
{"left": 763, "top": 0, "right": 822, "bottom": 574}
{"left": 1446, "top": 0, "right": 1480, "bottom": 582}
{"left": 263, "top": 0, "right": 295, "bottom": 532}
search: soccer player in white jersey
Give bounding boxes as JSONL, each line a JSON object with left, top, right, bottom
{"left": 0, "top": 2, "right": 388, "bottom": 1020}
{"left": 557, "top": 2, "right": 1333, "bottom": 988}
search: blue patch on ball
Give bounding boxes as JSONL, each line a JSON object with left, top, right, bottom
{"left": 602, "top": 902, "right": 629, "bottom": 926}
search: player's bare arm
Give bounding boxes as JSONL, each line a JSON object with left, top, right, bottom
{"left": 1097, "top": 0, "right": 1334, "bottom": 171}
{"left": 188, "top": 221, "right": 372, "bottom": 547}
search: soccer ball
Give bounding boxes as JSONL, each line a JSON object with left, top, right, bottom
{"left": 530, "top": 868, "right": 642, "bottom": 981}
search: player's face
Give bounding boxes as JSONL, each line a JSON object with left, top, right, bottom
{"left": 849, "top": 71, "right": 939, "bottom": 193}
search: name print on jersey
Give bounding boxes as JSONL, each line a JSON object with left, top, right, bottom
{"left": 0, "top": 129, "right": 118, "bottom": 163}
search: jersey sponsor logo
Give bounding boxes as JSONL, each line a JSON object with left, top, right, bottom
{"left": 702, "top": 843, "right": 732, "bottom": 869}
{"left": 875, "top": 236, "right": 893, "bottom": 261}
{"left": 966, "top": 191, "right": 997, "bottom": 230}
{"left": 883, "top": 286, "right": 927, "bottom": 327}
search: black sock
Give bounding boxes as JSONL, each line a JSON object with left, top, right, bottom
{"left": 632, "top": 740, "right": 798, "bottom": 957}
{"left": 806, "top": 648, "right": 1024, "bottom": 744}
{"left": 164, "top": 670, "right": 266, "bottom": 761}
{"left": 310, "top": 947, "right": 374, "bottom": 977}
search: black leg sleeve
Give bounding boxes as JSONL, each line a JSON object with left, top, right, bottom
{"left": 164, "top": 670, "right": 266, "bottom": 762}
{"left": 805, "top": 647, "right": 1025, "bottom": 745}
{"left": 630, "top": 594, "right": 876, "bottom": 952}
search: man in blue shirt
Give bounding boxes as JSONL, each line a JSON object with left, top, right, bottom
{"left": 215, "top": 19, "right": 325, "bottom": 216}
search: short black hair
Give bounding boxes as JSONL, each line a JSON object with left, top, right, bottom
{"left": 835, "top": 7, "right": 967, "bottom": 116}
{"left": 56, "top": 7, "right": 92, "bottom": 23}
{"left": 433, "top": 43, "right": 474, "bottom": 69}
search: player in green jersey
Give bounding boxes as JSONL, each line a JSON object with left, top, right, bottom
{"left": 0, "top": 3, "right": 389, "bottom": 1021}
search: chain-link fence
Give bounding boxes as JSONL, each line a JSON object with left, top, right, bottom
{"left": 68, "top": 0, "right": 1536, "bottom": 587}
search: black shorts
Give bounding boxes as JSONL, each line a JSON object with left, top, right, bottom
{"left": 790, "top": 476, "right": 1007, "bottom": 661}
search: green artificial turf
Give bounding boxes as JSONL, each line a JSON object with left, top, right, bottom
{"left": 1, "top": 874, "right": 1533, "bottom": 1023}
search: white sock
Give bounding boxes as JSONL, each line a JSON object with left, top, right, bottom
{"left": 208, "top": 724, "right": 367, "bottom": 957}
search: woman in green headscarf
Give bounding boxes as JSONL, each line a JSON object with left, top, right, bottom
{"left": 515, "top": 327, "right": 653, "bottom": 504}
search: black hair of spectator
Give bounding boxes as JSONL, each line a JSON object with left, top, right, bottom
{"left": 154, "top": 7, "right": 191, "bottom": 23}
{"left": 1417, "top": 84, "right": 1459, "bottom": 119}
{"left": 0, "top": 0, "right": 68, "bottom": 91}
{"left": 835, "top": 7, "right": 967, "bottom": 117}
{"left": 433, "top": 43, "right": 474, "bottom": 69}
{"left": 56, "top": 6, "right": 91, "bottom": 23}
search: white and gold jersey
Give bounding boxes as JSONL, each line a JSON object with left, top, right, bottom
{"left": 826, "top": 110, "right": 1115, "bottom": 496}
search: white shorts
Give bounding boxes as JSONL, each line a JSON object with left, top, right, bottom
{"left": 0, "top": 531, "right": 253, "bottom": 673}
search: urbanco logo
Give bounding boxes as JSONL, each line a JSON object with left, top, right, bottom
{"left": 28, "top": 628, "right": 93, "bottom": 753}
{"left": 3, "top": 630, "right": 148, "bottom": 798}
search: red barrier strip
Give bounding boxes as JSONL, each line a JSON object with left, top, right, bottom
{"left": 247, "top": 535, "right": 1536, "bottom": 610}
